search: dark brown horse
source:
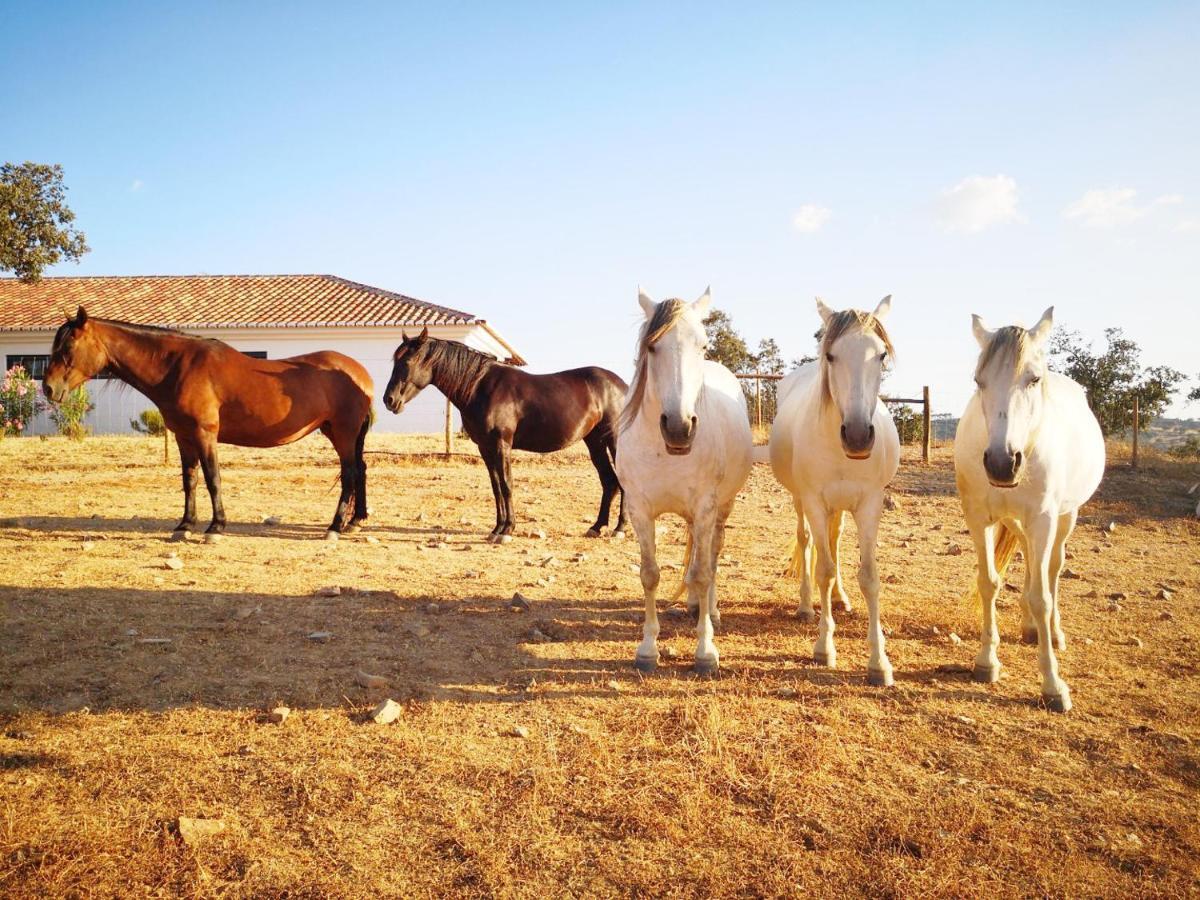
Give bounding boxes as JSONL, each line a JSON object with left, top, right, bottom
{"left": 382, "top": 328, "right": 628, "bottom": 542}
{"left": 43, "top": 307, "right": 373, "bottom": 539}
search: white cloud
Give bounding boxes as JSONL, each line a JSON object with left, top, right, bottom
{"left": 792, "top": 204, "right": 831, "bottom": 233}
{"left": 1062, "top": 187, "right": 1183, "bottom": 228}
{"left": 130, "top": 179, "right": 144, "bottom": 192}
{"left": 935, "top": 175, "right": 1023, "bottom": 234}
{"left": 1176, "top": 218, "right": 1199, "bottom": 233}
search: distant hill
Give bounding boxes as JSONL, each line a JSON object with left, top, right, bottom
{"left": 924, "top": 415, "right": 1200, "bottom": 449}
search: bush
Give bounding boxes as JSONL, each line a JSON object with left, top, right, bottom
{"left": 1168, "top": 435, "right": 1200, "bottom": 460}
{"left": 887, "top": 401, "right": 924, "bottom": 445}
{"left": 48, "top": 385, "right": 93, "bottom": 441}
{"left": 131, "top": 408, "right": 167, "bottom": 436}
{"left": 1, "top": 365, "right": 43, "bottom": 436}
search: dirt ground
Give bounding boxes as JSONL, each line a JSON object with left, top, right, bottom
{"left": 1, "top": 433, "right": 1198, "bottom": 898}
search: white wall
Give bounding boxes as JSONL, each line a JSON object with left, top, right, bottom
{"left": 0, "top": 324, "right": 508, "bottom": 436}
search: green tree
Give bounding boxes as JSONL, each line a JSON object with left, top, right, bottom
{"left": 702, "top": 308, "right": 754, "bottom": 374}
{"left": 1049, "top": 327, "right": 1185, "bottom": 437}
{"left": 1189, "top": 379, "right": 1200, "bottom": 403}
{"left": 0, "top": 162, "right": 90, "bottom": 283}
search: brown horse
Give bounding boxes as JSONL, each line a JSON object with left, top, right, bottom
{"left": 42, "top": 307, "right": 373, "bottom": 539}
{"left": 382, "top": 328, "right": 628, "bottom": 541}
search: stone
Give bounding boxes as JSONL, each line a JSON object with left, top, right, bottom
{"left": 137, "top": 637, "right": 171, "bottom": 645}
{"left": 884, "top": 573, "right": 901, "bottom": 584}
{"left": 1160, "top": 610, "right": 1174, "bottom": 621}
{"left": 1108, "top": 592, "right": 1127, "bottom": 602}
{"left": 1102, "top": 520, "right": 1118, "bottom": 535}
{"left": 325, "top": 530, "right": 339, "bottom": 543}
{"left": 356, "top": 670, "right": 389, "bottom": 690}
{"left": 169, "top": 530, "right": 190, "bottom": 543}
{"left": 164, "top": 557, "right": 184, "bottom": 571}
{"left": 370, "top": 698, "right": 403, "bottom": 725}
{"left": 945, "top": 544, "right": 963, "bottom": 556}
{"left": 177, "top": 817, "right": 226, "bottom": 846}
{"left": 204, "top": 533, "right": 222, "bottom": 545}
{"left": 952, "top": 715, "right": 975, "bottom": 725}
{"left": 606, "top": 680, "right": 620, "bottom": 691}
{"left": 365, "top": 535, "right": 380, "bottom": 545}
{"left": 263, "top": 516, "right": 282, "bottom": 526}
{"left": 527, "top": 627, "right": 550, "bottom": 643}
{"left": 948, "top": 632, "right": 962, "bottom": 645}
{"left": 267, "top": 706, "right": 290, "bottom": 724}
{"left": 424, "top": 602, "right": 440, "bottom": 614}
{"left": 509, "top": 592, "right": 531, "bottom": 612}
{"left": 307, "top": 631, "right": 333, "bottom": 643}
{"left": 1060, "top": 568, "right": 1081, "bottom": 579}
{"left": 1157, "top": 588, "right": 1173, "bottom": 601}
{"left": 1129, "top": 636, "right": 1144, "bottom": 649}
{"left": 506, "top": 725, "right": 529, "bottom": 738}
{"left": 81, "top": 541, "right": 95, "bottom": 552}
{"left": 315, "top": 586, "right": 341, "bottom": 597}
{"left": 526, "top": 528, "right": 546, "bottom": 540}
{"left": 883, "top": 494, "right": 899, "bottom": 511}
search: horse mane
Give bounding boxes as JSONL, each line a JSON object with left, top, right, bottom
{"left": 424, "top": 338, "right": 497, "bottom": 399}
{"left": 619, "top": 298, "right": 690, "bottom": 432}
{"left": 975, "top": 326, "right": 1029, "bottom": 380}
{"left": 819, "top": 309, "right": 894, "bottom": 408}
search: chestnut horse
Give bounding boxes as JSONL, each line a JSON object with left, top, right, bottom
{"left": 382, "top": 327, "right": 628, "bottom": 542}
{"left": 43, "top": 307, "right": 373, "bottom": 539}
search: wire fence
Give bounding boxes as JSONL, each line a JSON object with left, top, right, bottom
{"left": 735, "top": 372, "right": 933, "bottom": 463}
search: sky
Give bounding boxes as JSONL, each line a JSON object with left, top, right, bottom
{"left": 3, "top": 1, "right": 1198, "bottom": 417}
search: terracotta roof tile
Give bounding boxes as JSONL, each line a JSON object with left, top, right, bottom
{"left": 0, "top": 274, "right": 478, "bottom": 331}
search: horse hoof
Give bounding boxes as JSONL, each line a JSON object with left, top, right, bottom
{"left": 1021, "top": 627, "right": 1038, "bottom": 645}
{"left": 796, "top": 609, "right": 816, "bottom": 624}
{"left": 693, "top": 656, "right": 719, "bottom": 677}
{"left": 497, "top": 534, "right": 513, "bottom": 545}
{"left": 324, "top": 530, "right": 339, "bottom": 543}
{"left": 867, "top": 667, "right": 894, "bottom": 687}
{"left": 972, "top": 663, "right": 1001, "bottom": 684}
{"left": 1053, "top": 633, "right": 1067, "bottom": 651}
{"left": 1041, "top": 691, "right": 1072, "bottom": 714}
{"left": 343, "top": 522, "right": 361, "bottom": 534}
{"left": 633, "top": 655, "right": 657, "bottom": 673}
{"left": 585, "top": 528, "right": 602, "bottom": 539}
{"left": 169, "top": 530, "right": 190, "bottom": 543}
{"left": 612, "top": 530, "right": 627, "bottom": 540}
{"left": 813, "top": 650, "right": 836, "bottom": 668}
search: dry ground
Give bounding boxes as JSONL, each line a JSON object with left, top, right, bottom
{"left": 1, "top": 434, "right": 1198, "bottom": 898}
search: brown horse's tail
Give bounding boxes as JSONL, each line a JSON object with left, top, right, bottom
{"left": 670, "top": 525, "right": 694, "bottom": 602}
{"left": 966, "top": 525, "right": 1021, "bottom": 609}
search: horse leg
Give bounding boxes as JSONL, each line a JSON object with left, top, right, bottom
{"left": 497, "top": 435, "right": 516, "bottom": 537}
{"left": 196, "top": 433, "right": 226, "bottom": 534}
{"left": 854, "top": 493, "right": 892, "bottom": 686}
{"left": 478, "top": 439, "right": 506, "bottom": 543}
{"left": 631, "top": 503, "right": 661, "bottom": 672}
{"left": 707, "top": 507, "right": 730, "bottom": 629}
{"left": 829, "top": 510, "right": 851, "bottom": 613}
{"left": 968, "top": 518, "right": 1002, "bottom": 683}
{"left": 583, "top": 431, "right": 619, "bottom": 537}
{"left": 1048, "top": 510, "right": 1077, "bottom": 651}
{"left": 319, "top": 422, "right": 356, "bottom": 537}
{"left": 608, "top": 434, "right": 628, "bottom": 536}
{"left": 173, "top": 438, "right": 200, "bottom": 536}
{"left": 351, "top": 414, "right": 369, "bottom": 527}
{"left": 791, "top": 498, "right": 816, "bottom": 623}
{"left": 1025, "top": 513, "right": 1073, "bottom": 711}
{"left": 1019, "top": 533, "right": 1037, "bottom": 645}
{"left": 689, "top": 501, "right": 720, "bottom": 675}
{"left": 806, "top": 503, "right": 838, "bottom": 667}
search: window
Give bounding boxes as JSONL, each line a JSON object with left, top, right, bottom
{"left": 5, "top": 355, "right": 50, "bottom": 378}
{"left": 243, "top": 351, "right": 267, "bottom": 359}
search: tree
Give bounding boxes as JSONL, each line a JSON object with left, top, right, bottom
{"left": 1049, "top": 327, "right": 1185, "bottom": 437}
{"left": 1189, "top": 379, "right": 1200, "bottom": 404}
{"left": 702, "top": 308, "right": 754, "bottom": 374}
{"left": 0, "top": 162, "right": 90, "bottom": 283}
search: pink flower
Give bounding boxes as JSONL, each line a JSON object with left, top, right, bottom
{"left": 15, "top": 421, "right": 22, "bottom": 431}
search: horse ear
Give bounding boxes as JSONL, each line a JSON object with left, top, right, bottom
{"left": 1028, "top": 306, "right": 1054, "bottom": 345}
{"left": 401, "top": 329, "right": 409, "bottom": 342}
{"left": 815, "top": 297, "right": 834, "bottom": 325}
{"left": 637, "top": 286, "right": 656, "bottom": 319}
{"left": 872, "top": 295, "right": 892, "bottom": 322}
{"left": 75, "top": 306, "right": 88, "bottom": 327}
{"left": 417, "top": 326, "right": 429, "bottom": 343}
{"left": 971, "top": 314, "right": 994, "bottom": 349}
{"left": 692, "top": 286, "right": 712, "bottom": 317}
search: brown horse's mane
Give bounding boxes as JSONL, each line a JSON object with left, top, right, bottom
{"left": 54, "top": 316, "right": 220, "bottom": 354}
{"left": 818, "top": 309, "right": 894, "bottom": 409}
{"left": 619, "top": 298, "right": 690, "bottom": 433}
{"left": 421, "top": 337, "right": 499, "bottom": 401}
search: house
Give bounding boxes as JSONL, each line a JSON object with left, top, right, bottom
{"left": 0, "top": 274, "right": 524, "bottom": 435}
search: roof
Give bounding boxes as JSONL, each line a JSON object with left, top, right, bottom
{"left": 0, "top": 274, "right": 525, "bottom": 364}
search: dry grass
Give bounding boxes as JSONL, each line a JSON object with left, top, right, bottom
{"left": 1, "top": 433, "right": 1198, "bottom": 898}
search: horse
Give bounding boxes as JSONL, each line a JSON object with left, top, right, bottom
{"left": 615, "top": 287, "right": 753, "bottom": 675}
{"left": 42, "top": 307, "right": 373, "bottom": 540}
{"left": 382, "top": 327, "right": 628, "bottom": 542}
{"left": 954, "top": 307, "right": 1105, "bottom": 713}
{"left": 769, "top": 296, "right": 901, "bottom": 685}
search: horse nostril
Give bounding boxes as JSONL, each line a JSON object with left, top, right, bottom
{"left": 1014, "top": 451, "right": 1023, "bottom": 469}
{"left": 841, "top": 425, "right": 848, "bottom": 439}
{"left": 689, "top": 416, "right": 697, "bottom": 432}
{"left": 868, "top": 425, "right": 875, "bottom": 440}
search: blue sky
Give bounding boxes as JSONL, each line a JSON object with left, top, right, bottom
{"left": 4, "top": 1, "right": 1198, "bottom": 416}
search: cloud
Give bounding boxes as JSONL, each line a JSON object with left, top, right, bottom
{"left": 130, "top": 179, "right": 144, "bottom": 192}
{"left": 935, "top": 175, "right": 1023, "bottom": 234}
{"left": 792, "top": 204, "right": 831, "bottom": 233}
{"left": 1062, "top": 187, "right": 1183, "bottom": 228}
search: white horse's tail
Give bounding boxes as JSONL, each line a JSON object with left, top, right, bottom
{"left": 782, "top": 535, "right": 815, "bottom": 580}
{"left": 967, "top": 525, "right": 1021, "bottom": 608}
{"left": 670, "top": 526, "right": 694, "bottom": 602}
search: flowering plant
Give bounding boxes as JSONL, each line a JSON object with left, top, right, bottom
{"left": 1, "top": 365, "right": 44, "bottom": 436}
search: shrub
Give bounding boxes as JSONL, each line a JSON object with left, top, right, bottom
{"left": 48, "top": 385, "right": 93, "bottom": 441}
{"left": 131, "top": 408, "right": 167, "bottom": 436}
{"left": 1168, "top": 435, "right": 1200, "bottom": 460}
{"left": 0, "top": 365, "right": 43, "bottom": 436}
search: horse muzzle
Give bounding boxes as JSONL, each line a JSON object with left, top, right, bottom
{"left": 660, "top": 414, "right": 697, "bottom": 456}
{"left": 984, "top": 448, "right": 1024, "bottom": 488}
{"left": 840, "top": 421, "right": 875, "bottom": 460}
{"left": 43, "top": 380, "right": 66, "bottom": 405}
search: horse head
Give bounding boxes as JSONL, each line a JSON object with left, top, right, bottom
{"left": 383, "top": 326, "right": 432, "bottom": 413}
{"left": 970, "top": 307, "right": 1054, "bottom": 488}
{"left": 44, "top": 307, "right": 106, "bottom": 404}
{"left": 634, "top": 287, "right": 711, "bottom": 455}
{"left": 817, "top": 296, "right": 893, "bottom": 459}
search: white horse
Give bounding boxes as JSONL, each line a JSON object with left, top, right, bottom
{"left": 770, "top": 297, "right": 900, "bottom": 685}
{"left": 955, "top": 307, "right": 1105, "bottom": 713}
{"left": 615, "top": 287, "right": 753, "bottom": 675}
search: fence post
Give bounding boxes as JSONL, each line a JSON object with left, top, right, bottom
{"left": 755, "top": 372, "right": 763, "bottom": 430}
{"left": 1131, "top": 395, "right": 1139, "bottom": 470}
{"left": 163, "top": 428, "right": 168, "bottom": 464}
{"left": 922, "top": 385, "right": 931, "bottom": 464}
{"left": 444, "top": 397, "right": 454, "bottom": 457}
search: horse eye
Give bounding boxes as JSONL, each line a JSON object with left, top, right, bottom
{"left": 1030, "top": 376, "right": 1042, "bottom": 386}
{"left": 648, "top": 345, "right": 656, "bottom": 354}
{"left": 825, "top": 353, "right": 834, "bottom": 363}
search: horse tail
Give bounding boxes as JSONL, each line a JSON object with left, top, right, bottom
{"left": 670, "top": 526, "right": 694, "bottom": 602}
{"left": 966, "top": 525, "right": 1021, "bottom": 609}
{"left": 783, "top": 535, "right": 803, "bottom": 578}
